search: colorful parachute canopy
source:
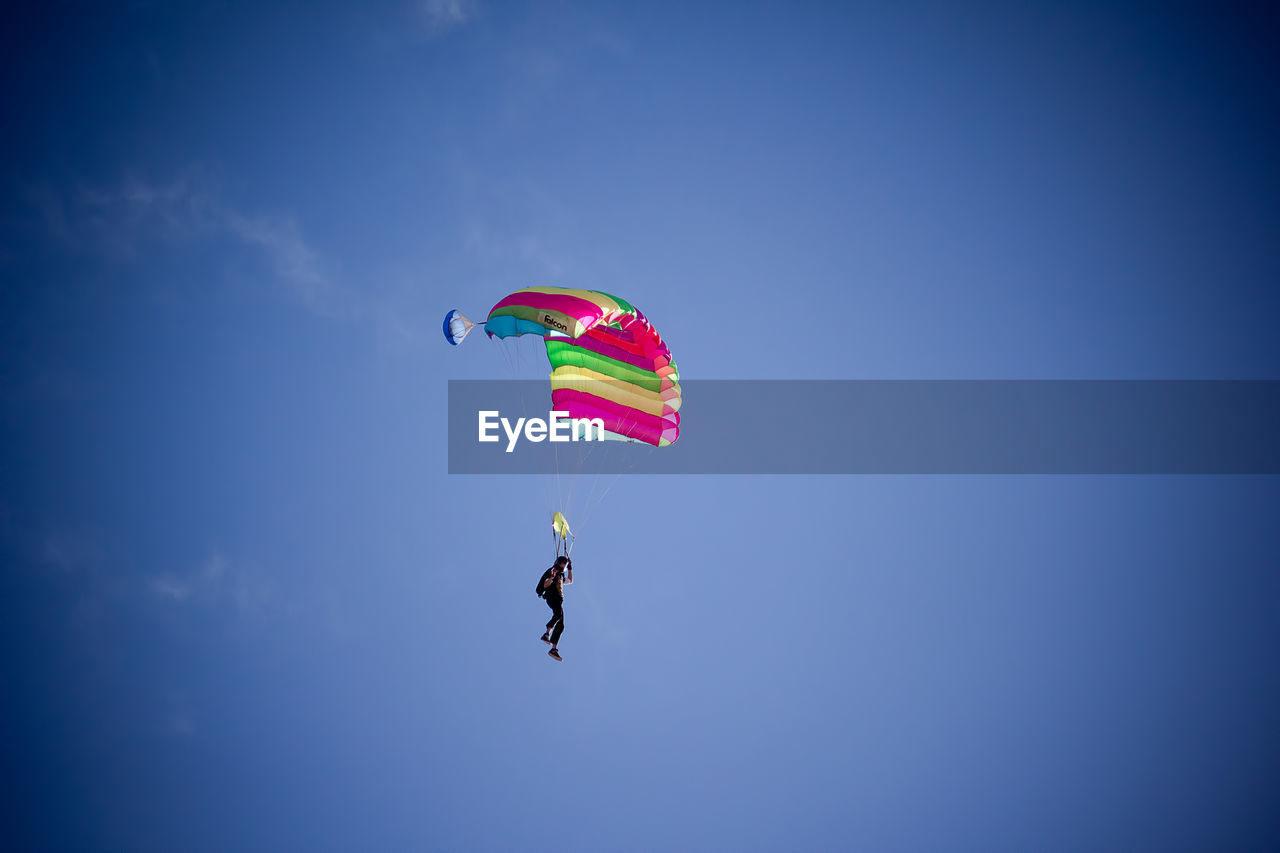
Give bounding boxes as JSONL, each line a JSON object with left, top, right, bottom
{"left": 551, "top": 511, "right": 572, "bottom": 542}
{"left": 484, "top": 287, "right": 680, "bottom": 447}
{"left": 442, "top": 309, "right": 475, "bottom": 346}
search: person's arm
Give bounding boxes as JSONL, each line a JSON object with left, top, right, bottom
{"left": 564, "top": 561, "right": 573, "bottom": 585}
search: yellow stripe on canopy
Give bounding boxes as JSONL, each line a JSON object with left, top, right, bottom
{"left": 511, "top": 286, "right": 623, "bottom": 317}
{"left": 550, "top": 366, "right": 681, "bottom": 416}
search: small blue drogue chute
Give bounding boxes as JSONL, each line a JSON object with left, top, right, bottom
{"left": 442, "top": 309, "right": 476, "bottom": 346}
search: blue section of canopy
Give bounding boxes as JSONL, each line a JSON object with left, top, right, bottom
{"left": 484, "top": 315, "right": 549, "bottom": 339}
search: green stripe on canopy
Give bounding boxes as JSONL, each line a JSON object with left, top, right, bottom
{"left": 544, "top": 340, "right": 668, "bottom": 393}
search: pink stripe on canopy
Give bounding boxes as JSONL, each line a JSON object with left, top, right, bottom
{"left": 587, "top": 316, "right": 671, "bottom": 358}
{"left": 488, "top": 291, "right": 610, "bottom": 329}
{"left": 571, "top": 333, "right": 673, "bottom": 372}
{"left": 551, "top": 389, "right": 680, "bottom": 446}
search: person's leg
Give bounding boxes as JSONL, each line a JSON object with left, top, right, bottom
{"left": 547, "top": 603, "right": 565, "bottom": 660}
{"left": 545, "top": 598, "right": 561, "bottom": 635}
{"left": 549, "top": 604, "right": 564, "bottom": 647}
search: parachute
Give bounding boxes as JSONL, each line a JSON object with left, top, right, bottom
{"left": 442, "top": 309, "right": 476, "bottom": 346}
{"left": 445, "top": 287, "right": 680, "bottom": 557}
{"left": 481, "top": 287, "right": 681, "bottom": 446}
{"left": 551, "top": 511, "right": 573, "bottom": 556}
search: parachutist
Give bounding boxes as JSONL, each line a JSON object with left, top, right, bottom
{"left": 536, "top": 556, "right": 573, "bottom": 661}
{"left": 444, "top": 289, "right": 680, "bottom": 664}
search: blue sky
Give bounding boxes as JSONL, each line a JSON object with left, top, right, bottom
{"left": 2, "top": 2, "right": 1279, "bottom": 850}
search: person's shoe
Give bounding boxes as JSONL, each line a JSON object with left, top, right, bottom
{"left": 548, "top": 648, "right": 563, "bottom": 661}
{"left": 540, "top": 633, "right": 552, "bottom": 645}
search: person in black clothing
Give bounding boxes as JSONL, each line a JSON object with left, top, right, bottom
{"left": 538, "top": 556, "right": 573, "bottom": 661}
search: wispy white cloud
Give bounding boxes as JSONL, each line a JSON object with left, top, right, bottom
{"left": 463, "top": 221, "right": 568, "bottom": 279}
{"left": 222, "top": 211, "right": 342, "bottom": 317}
{"left": 34, "top": 174, "right": 351, "bottom": 319}
{"left": 149, "top": 551, "right": 228, "bottom": 604}
{"left": 23, "top": 174, "right": 187, "bottom": 259}
{"left": 417, "top": 0, "right": 477, "bottom": 34}
{"left": 27, "top": 530, "right": 278, "bottom": 630}
{"left": 41, "top": 531, "right": 102, "bottom": 576}
{"left": 149, "top": 551, "right": 277, "bottom": 620}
